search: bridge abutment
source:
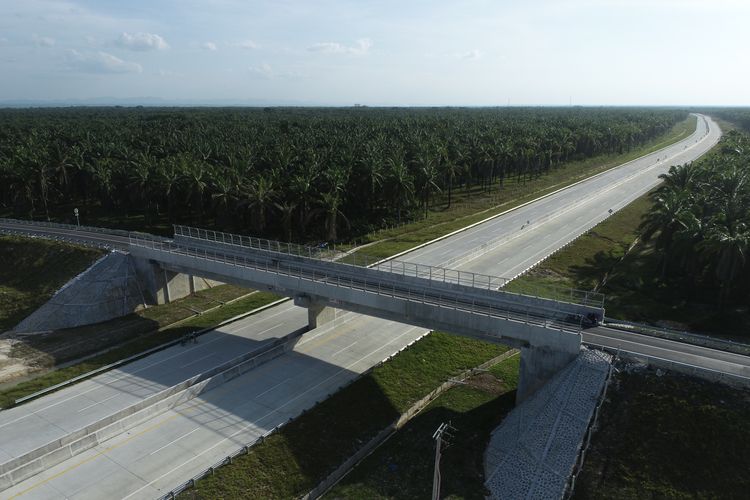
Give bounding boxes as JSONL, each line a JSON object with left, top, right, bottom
{"left": 517, "top": 342, "right": 580, "bottom": 403}
{"left": 130, "top": 257, "right": 222, "bottom": 305}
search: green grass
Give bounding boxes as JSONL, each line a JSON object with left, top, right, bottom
{"left": 572, "top": 368, "right": 750, "bottom": 499}
{"left": 0, "top": 291, "right": 280, "bottom": 408}
{"left": 329, "top": 354, "right": 520, "bottom": 500}
{"left": 180, "top": 332, "right": 509, "bottom": 499}
{"left": 350, "top": 116, "right": 697, "bottom": 261}
{"left": 0, "top": 236, "right": 103, "bottom": 332}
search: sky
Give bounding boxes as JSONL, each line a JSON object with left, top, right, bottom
{"left": 0, "top": 0, "right": 748, "bottom": 106}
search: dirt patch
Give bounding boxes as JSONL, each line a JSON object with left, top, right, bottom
{"left": 465, "top": 372, "right": 506, "bottom": 395}
{"left": 526, "top": 267, "right": 566, "bottom": 282}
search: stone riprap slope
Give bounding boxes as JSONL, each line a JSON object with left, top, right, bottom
{"left": 484, "top": 347, "right": 611, "bottom": 499}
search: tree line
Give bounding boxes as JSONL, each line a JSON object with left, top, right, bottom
{"left": 640, "top": 129, "right": 750, "bottom": 306}
{"left": 0, "top": 107, "right": 685, "bottom": 242}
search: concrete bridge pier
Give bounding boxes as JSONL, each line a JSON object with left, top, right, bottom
{"left": 517, "top": 342, "right": 580, "bottom": 403}
{"left": 294, "top": 294, "right": 339, "bottom": 331}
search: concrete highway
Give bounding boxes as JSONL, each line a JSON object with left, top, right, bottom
{"left": 2, "top": 114, "right": 746, "bottom": 499}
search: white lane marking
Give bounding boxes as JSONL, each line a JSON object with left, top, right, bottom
{"left": 0, "top": 321, "right": 285, "bottom": 429}
{"left": 584, "top": 336, "right": 750, "bottom": 380}
{"left": 180, "top": 353, "right": 216, "bottom": 369}
{"left": 77, "top": 394, "right": 119, "bottom": 413}
{"left": 583, "top": 332, "right": 749, "bottom": 370}
{"left": 122, "top": 326, "right": 425, "bottom": 500}
{"left": 148, "top": 428, "right": 200, "bottom": 456}
{"left": 226, "top": 308, "right": 294, "bottom": 334}
{"left": 331, "top": 340, "right": 358, "bottom": 357}
{"left": 255, "top": 378, "right": 290, "bottom": 398}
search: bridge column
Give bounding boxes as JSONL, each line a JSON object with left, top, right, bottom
{"left": 294, "top": 294, "right": 338, "bottom": 331}
{"left": 517, "top": 340, "right": 580, "bottom": 404}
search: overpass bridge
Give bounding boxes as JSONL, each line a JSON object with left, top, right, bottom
{"left": 129, "top": 225, "right": 605, "bottom": 400}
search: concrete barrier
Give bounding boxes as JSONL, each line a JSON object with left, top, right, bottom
{"left": 0, "top": 327, "right": 305, "bottom": 492}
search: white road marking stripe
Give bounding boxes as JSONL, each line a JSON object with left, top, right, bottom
{"left": 148, "top": 428, "right": 200, "bottom": 456}
{"left": 255, "top": 378, "right": 290, "bottom": 398}
{"left": 77, "top": 394, "right": 119, "bottom": 413}
{"left": 331, "top": 340, "right": 358, "bottom": 357}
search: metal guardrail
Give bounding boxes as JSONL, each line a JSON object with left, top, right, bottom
{"left": 159, "top": 428, "right": 279, "bottom": 499}
{"left": 172, "top": 225, "right": 604, "bottom": 308}
{"left": 603, "top": 318, "right": 750, "bottom": 356}
{"left": 130, "top": 234, "right": 589, "bottom": 333}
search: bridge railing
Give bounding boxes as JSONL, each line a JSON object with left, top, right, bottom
{"left": 0, "top": 217, "right": 133, "bottom": 238}
{"left": 130, "top": 234, "right": 588, "bottom": 333}
{"left": 173, "top": 224, "right": 508, "bottom": 290}
{"left": 172, "top": 225, "right": 604, "bottom": 308}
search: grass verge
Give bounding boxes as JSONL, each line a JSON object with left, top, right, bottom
{"left": 0, "top": 290, "right": 280, "bottom": 408}
{"left": 180, "top": 332, "right": 509, "bottom": 499}
{"left": 328, "top": 354, "right": 520, "bottom": 499}
{"left": 0, "top": 236, "right": 103, "bottom": 332}
{"left": 572, "top": 366, "right": 750, "bottom": 499}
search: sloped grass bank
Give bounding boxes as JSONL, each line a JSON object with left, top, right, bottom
{"left": 180, "top": 333, "right": 509, "bottom": 499}
{"left": 572, "top": 367, "right": 750, "bottom": 499}
{"left": 328, "top": 355, "right": 520, "bottom": 499}
{"left": 0, "top": 236, "right": 103, "bottom": 332}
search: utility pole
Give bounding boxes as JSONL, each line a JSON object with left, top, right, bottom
{"left": 432, "top": 421, "right": 455, "bottom": 500}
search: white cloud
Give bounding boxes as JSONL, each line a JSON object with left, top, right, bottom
{"left": 232, "top": 40, "right": 257, "bottom": 49}
{"left": 248, "top": 62, "right": 274, "bottom": 79}
{"left": 116, "top": 32, "right": 169, "bottom": 51}
{"left": 201, "top": 41, "right": 218, "bottom": 51}
{"left": 460, "top": 49, "right": 482, "bottom": 60}
{"left": 66, "top": 50, "right": 142, "bottom": 74}
{"left": 308, "top": 38, "right": 372, "bottom": 55}
{"left": 33, "top": 35, "right": 55, "bottom": 47}
{"left": 247, "top": 62, "right": 302, "bottom": 80}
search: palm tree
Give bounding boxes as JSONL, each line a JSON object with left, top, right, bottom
{"left": 639, "top": 188, "right": 693, "bottom": 278}
{"left": 700, "top": 219, "right": 750, "bottom": 307}
{"left": 291, "top": 160, "right": 320, "bottom": 238}
{"left": 438, "top": 144, "right": 461, "bottom": 208}
{"left": 413, "top": 147, "right": 441, "bottom": 216}
{"left": 387, "top": 153, "right": 414, "bottom": 223}
{"left": 274, "top": 199, "right": 297, "bottom": 242}
{"left": 211, "top": 170, "right": 239, "bottom": 228}
{"left": 243, "top": 173, "right": 277, "bottom": 234}
{"left": 319, "top": 163, "right": 350, "bottom": 241}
